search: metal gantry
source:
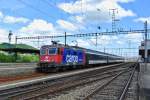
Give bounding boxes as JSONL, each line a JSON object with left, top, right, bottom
{"left": 15, "top": 29, "right": 150, "bottom": 41}
{"left": 109, "top": 8, "right": 120, "bottom": 33}
{"left": 12, "top": 21, "right": 149, "bottom": 58}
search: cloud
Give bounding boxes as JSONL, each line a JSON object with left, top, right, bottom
{"left": 58, "top": 0, "right": 136, "bottom": 23}
{"left": 77, "top": 39, "right": 90, "bottom": 47}
{"left": 0, "top": 11, "right": 30, "bottom": 24}
{"left": 13, "top": 19, "right": 58, "bottom": 47}
{"left": 0, "top": 12, "right": 3, "bottom": 18}
{"left": 124, "top": 32, "right": 143, "bottom": 43}
{"left": 134, "top": 17, "right": 150, "bottom": 25}
{"left": 90, "top": 35, "right": 112, "bottom": 46}
{"left": 0, "top": 28, "right": 9, "bottom": 43}
{"left": 19, "top": 19, "right": 55, "bottom": 34}
{"left": 17, "top": 18, "right": 83, "bottom": 39}
{"left": 3, "top": 16, "right": 30, "bottom": 24}
{"left": 75, "top": 16, "right": 84, "bottom": 23}
{"left": 0, "top": 12, "right": 3, "bottom": 22}
{"left": 56, "top": 19, "right": 78, "bottom": 31}
{"left": 116, "top": 0, "right": 135, "bottom": 3}
{"left": 116, "top": 40, "right": 124, "bottom": 44}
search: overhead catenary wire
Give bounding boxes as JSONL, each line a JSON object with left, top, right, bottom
{"left": 42, "top": 0, "right": 70, "bottom": 16}
{"left": 15, "top": 29, "right": 150, "bottom": 40}
{"left": 17, "top": 0, "right": 57, "bottom": 19}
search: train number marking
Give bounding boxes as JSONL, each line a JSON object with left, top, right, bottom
{"left": 66, "top": 55, "right": 78, "bottom": 63}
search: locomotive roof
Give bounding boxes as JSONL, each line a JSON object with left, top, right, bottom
{"left": 41, "top": 45, "right": 123, "bottom": 59}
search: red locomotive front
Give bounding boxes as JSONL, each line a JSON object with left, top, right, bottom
{"left": 38, "top": 45, "right": 86, "bottom": 72}
{"left": 40, "top": 46, "right": 62, "bottom": 64}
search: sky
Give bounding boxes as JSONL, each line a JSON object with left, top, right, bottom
{"left": 0, "top": 0, "right": 150, "bottom": 57}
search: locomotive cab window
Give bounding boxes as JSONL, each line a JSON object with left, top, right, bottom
{"left": 40, "top": 49, "right": 46, "bottom": 55}
{"left": 49, "top": 48, "right": 57, "bottom": 55}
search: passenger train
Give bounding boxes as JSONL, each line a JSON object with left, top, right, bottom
{"left": 37, "top": 44, "right": 124, "bottom": 72}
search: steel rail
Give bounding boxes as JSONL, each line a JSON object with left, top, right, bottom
{"left": 22, "top": 69, "right": 128, "bottom": 100}
{"left": 118, "top": 63, "right": 138, "bottom": 100}
{"left": 83, "top": 69, "right": 132, "bottom": 100}
{"left": 0, "top": 67, "right": 127, "bottom": 97}
{"left": 0, "top": 63, "right": 127, "bottom": 95}
{"left": 0, "top": 63, "right": 131, "bottom": 99}
{"left": 83, "top": 63, "right": 137, "bottom": 100}
{"left": 0, "top": 63, "right": 125, "bottom": 91}
{"left": 4, "top": 66, "right": 130, "bottom": 99}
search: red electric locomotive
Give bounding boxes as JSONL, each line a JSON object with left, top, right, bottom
{"left": 37, "top": 44, "right": 86, "bottom": 72}
{"left": 37, "top": 43, "right": 124, "bottom": 72}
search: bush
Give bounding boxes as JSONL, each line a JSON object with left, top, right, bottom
{"left": 0, "top": 53, "right": 16, "bottom": 62}
{"left": 0, "top": 52, "right": 39, "bottom": 63}
{"left": 20, "top": 54, "right": 39, "bottom": 62}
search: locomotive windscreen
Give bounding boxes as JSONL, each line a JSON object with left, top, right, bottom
{"left": 40, "top": 49, "right": 46, "bottom": 55}
{"left": 49, "top": 48, "right": 57, "bottom": 54}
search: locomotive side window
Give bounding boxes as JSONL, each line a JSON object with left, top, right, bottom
{"left": 49, "top": 48, "right": 57, "bottom": 55}
{"left": 40, "top": 49, "right": 46, "bottom": 55}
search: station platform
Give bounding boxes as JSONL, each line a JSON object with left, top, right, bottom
{"left": 0, "top": 63, "right": 37, "bottom": 77}
{"left": 139, "top": 63, "right": 150, "bottom": 100}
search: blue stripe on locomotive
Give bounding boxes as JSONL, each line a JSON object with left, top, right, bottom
{"left": 62, "top": 48, "right": 84, "bottom": 64}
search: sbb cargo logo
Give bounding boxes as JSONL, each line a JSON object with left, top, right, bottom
{"left": 66, "top": 55, "right": 78, "bottom": 63}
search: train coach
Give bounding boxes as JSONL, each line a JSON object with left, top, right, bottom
{"left": 37, "top": 44, "right": 124, "bottom": 72}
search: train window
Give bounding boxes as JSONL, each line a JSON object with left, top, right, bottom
{"left": 49, "top": 48, "right": 57, "bottom": 55}
{"left": 40, "top": 49, "right": 46, "bottom": 55}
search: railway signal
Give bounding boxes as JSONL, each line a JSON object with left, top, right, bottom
{"left": 8, "top": 30, "right": 13, "bottom": 44}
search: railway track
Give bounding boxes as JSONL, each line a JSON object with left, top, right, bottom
{"left": 0, "top": 72, "right": 47, "bottom": 83}
{"left": 39, "top": 63, "right": 138, "bottom": 100}
{"left": 82, "top": 63, "right": 138, "bottom": 100}
{"left": 0, "top": 63, "right": 136, "bottom": 100}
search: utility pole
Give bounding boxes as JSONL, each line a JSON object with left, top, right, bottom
{"left": 144, "top": 21, "right": 148, "bottom": 66}
{"left": 96, "top": 26, "right": 101, "bottom": 47}
{"left": 128, "top": 40, "right": 131, "bottom": 59}
{"left": 31, "top": 36, "right": 44, "bottom": 48}
{"left": 104, "top": 47, "right": 105, "bottom": 53}
{"left": 38, "top": 36, "right": 40, "bottom": 48}
{"left": 15, "top": 36, "right": 18, "bottom": 62}
{"left": 65, "top": 32, "right": 66, "bottom": 46}
{"left": 96, "top": 33, "right": 98, "bottom": 47}
{"left": 31, "top": 40, "right": 44, "bottom": 48}
{"left": 15, "top": 36, "right": 17, "bottom": 45}
{"left": 109, "top": 8, "right": 119, "bottom": 33}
